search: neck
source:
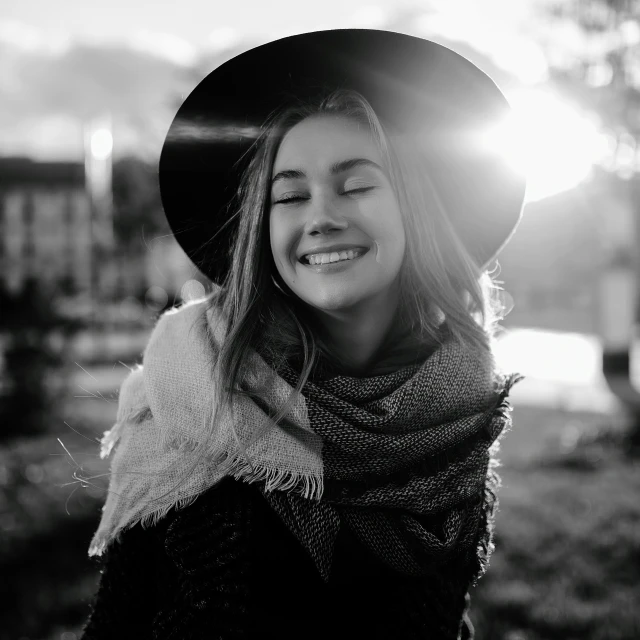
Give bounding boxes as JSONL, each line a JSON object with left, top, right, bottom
{"left": 312, "top": 286, "right": 404, "bottom": 376}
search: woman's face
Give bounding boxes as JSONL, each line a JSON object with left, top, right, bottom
{"left": 269, "top": 114, "right": 406, "bottom": 315}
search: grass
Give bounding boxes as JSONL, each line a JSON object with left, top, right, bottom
{"left": 1, "top": 393, "right": 639, "bottom": 639}
{"left": 468, "top": 405, "right": 640, "bottom": 640}
{"left": 0, "top": 386, "right": 118, "bottom": 640}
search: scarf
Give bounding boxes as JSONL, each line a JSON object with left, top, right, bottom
{"left": 88, "top": 292, "right": 523, "bottom": 585}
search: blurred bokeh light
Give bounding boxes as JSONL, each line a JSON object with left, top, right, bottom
{"left": 89, "top": 128, "right": 113, "bottom": 161}
{"left": 144, "top": 285, "right": 169, "bottom": 310}
{"left": 180, "top": 278, "right": 206, "bottom": 302}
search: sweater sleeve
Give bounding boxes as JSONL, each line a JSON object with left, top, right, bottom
{"left": 80, "top": 522, "right": 160, "bottom": 639}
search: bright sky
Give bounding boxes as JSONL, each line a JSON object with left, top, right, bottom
{"left": 5, "top": 0, "right": 386, "bottom": 44}
{"left": 1, "top": 0, "right": 546, "bottom": 62}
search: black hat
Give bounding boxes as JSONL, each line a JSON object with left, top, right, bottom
{"left": 159, "top": 28, "right": 525, "bottom": 283}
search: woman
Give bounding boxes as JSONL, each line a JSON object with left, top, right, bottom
{"left": 81, "top": 29, "right": 525, "bottom": 639}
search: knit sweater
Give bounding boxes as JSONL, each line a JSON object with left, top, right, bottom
{"left": 81, "top": 475, "right": 476, "bottom": 639}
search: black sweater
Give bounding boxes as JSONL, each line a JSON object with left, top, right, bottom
{"left": 81, "top": 476, "right": 476, "bottom": 639}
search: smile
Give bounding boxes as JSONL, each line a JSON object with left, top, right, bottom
{"left": 299, "top": 247, "right": 369, "bottom": 272}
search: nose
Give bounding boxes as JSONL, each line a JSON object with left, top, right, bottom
{"left": 304, "top": 193, "right": 349, "bottom": 236}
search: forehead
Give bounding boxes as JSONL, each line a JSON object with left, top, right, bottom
{"left": 273, "top": 115, "right": 380, "bottom": 173}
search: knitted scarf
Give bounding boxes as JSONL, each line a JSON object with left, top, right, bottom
{"left": 88, "top": 293, "right": 523, "bottom": 586}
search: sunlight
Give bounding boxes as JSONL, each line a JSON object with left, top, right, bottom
{"left": 494, "top": 328, "right": 603, "bottom": 385}
{"left": 90, "top": 128, "right": 113, "bottom": 160}
{"left": 491, "top": 327, "right": 640, "bottom": 412}
{"left": 129, "top": 29, "right": 197, "bottom": 67}
{"left": 482, "top": 89, "right": 608, "bottom": 202}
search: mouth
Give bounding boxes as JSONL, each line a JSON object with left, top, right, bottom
{"left": 298, "top": 247, "right": 370, "bottom": 268}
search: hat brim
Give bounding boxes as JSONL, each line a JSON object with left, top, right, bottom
{"left": 159, "top": 28, "right": 526, "bottom": 283}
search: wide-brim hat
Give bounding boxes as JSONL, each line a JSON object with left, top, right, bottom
{"left": 159, "top": 28, "right": 526, "bottom": 284}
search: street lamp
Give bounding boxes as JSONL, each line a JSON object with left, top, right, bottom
{"left": 84, "top": 115, "right": 115, "bottom": 328}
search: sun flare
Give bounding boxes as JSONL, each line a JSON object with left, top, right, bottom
{"left": 483, "top": 89, "right": 608, "bottom": 202}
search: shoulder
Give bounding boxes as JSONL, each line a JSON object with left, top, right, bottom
{"left": 107, "top": 297, "right": 214, "bottom": 427}
{"left": 142, "top": 286, "right": 227, "bottom": 370}
{"left": 145, "top": 296, "right": 210, "bottom": 354}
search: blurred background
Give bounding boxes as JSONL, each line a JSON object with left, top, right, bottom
{"left": 1, "top": 0, "right": 640, "bottom": 638}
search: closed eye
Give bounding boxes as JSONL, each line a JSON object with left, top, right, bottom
{"left": 342, "top": 186, "right": 375, "bottom": 196}
{"left": 273, "top": 195, "right": 308, "bottom": 205}
{"left": 273, "top": 186, "right": 375, "bottom": 206}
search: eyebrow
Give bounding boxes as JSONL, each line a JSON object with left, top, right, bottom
{"left": 271, "top": 158, "right": 385, "bottom": 186}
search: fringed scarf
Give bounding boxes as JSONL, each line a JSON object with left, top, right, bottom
{"left": 88, "top": 293, "right": 523, "bottom": 586}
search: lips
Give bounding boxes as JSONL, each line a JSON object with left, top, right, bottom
{"left": 298, "top": 247, "right": 369, "bottom": 270}
{"left": 299, "top": 246, "right": 370, "bottom": 265}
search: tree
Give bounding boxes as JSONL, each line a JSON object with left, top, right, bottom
{"left": 112, "top": 155, "right": 170, "bottom": 252}
{"left": 0, "top": 279, "right": 84, "bottom": 442}
{"left": 541, "top": 0, "right": 640, "bottom": 141}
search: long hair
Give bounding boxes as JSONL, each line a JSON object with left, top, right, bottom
{"left": 157, "top": 88, "right": 511, "bottom": 496}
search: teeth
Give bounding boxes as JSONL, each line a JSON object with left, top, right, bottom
{"left": 306, "top": 249, "right": 363, "bottom": 265}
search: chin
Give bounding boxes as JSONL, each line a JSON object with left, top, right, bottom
{"left": 299, "top": 289, "right": 368, "bottom": 313}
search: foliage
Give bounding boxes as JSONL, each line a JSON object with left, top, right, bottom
{"left": 112, "top": 155, "right": 171, "bottom": 251}
{"left": 542, "top": 0, "right": 640, "bottom": 134}
{"left": 0, "top": 278, "right": 84, "bottom": 442}
{"left": 469, "top": 405, "right": 640, "bottom": 640}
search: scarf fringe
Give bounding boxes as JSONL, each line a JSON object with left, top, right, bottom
{"left": 89, "top": 414, "right": 324, "bottom": 558}
{"left": 161, "top": 426, "right": 325, "bottom": 501}
{"left": 498, "top": 371, "right": 525, "bottom": 402}
{"left": 89, "top": 534, "right": 111, "bottom": 558}
{"left": 88, "top": 489, "right": 201, "bottom": 558}
{"left": 88, "top": 456, "right": 323, "bottom": 559}
{"left": 212, "top": 448, "right": 324, "bottom": 501}
{"left": 469, "top": 370, "right": 524, "bottom": 587}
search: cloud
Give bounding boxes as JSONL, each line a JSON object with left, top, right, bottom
{"left": 205, "top": 27, "right": 240, "bottom": 54}
{"left": 0, "top": 114, "right": 82, "bottom": 160}
{"left": 128, "top": 30, "right": 198, "bottom": 67}
{"left": 0, "top": 39, "right": 195, "bottom": 160}
{"left": 350, "top": 5, "right": 390, "bottom": 28}
{"left": 414, "top": 8, "right": 548, "bottom": 85}
{"left": 0, "top": 19, "right": 70, "bottom": 55}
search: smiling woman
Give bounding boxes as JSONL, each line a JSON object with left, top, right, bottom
{"left": 269, "top": 113, "right": 406, "bottom": 371}
{"left": 81, "top": 29, "right": 526, "bottom": 640}
{"left": 227, "top": 84, "right": 517, "bottom": 382}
